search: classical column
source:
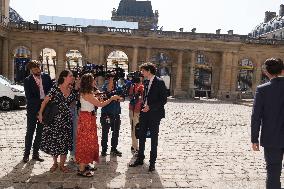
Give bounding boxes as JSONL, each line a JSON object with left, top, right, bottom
{"left": 188, "top": 50, "right": 196, "bottom": 98}
{"left": 218, "top": 52, "right": 233, "bottom": 99}
{"left": 56, "top": 46, "right": 65, "bottom": 79}
{"left": 31, "top": 44, "right": 38, "bottom": 61}
{"left": 146, "top": 47, "right": 151, "bottom": 62}
{"left": 99, "top": 45, "right": 105, "bottom": 65}
{"left": 252, "top": 56, "right": 262, "bottom": 92}
{"left": 131, "top": 46, "right": 138, "bottom": 71}
{"left": 230, "top": 53, "right": 238, "bottom": 92}
{"left": 0, "top": 38, "right": 3, "bottom": 74}
{"left": 8, "top": 53, "right": 14, "bottom": 81}
{"left": 88, "top": 45, "right": 100, "bottom": 64}
{"left": 174, "top": 50, "right": 186, "bottom": 97}
{"left": 97, "top": 45, "right": 105, "bottom": 89}
{"left": 2, "top": 38, "right": 8, "bottom": 78}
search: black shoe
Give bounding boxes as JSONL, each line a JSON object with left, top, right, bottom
{"left": 22, "top": 154, "right": 29, "bottom": 163}
{"left": 129, "top": 160, "right": 144, "bottom": 167}
{"left": 148, "top": 165, "right": 155, "bottom": 172}
{"left": 32, "top": 155, "right": 44, "bottom": 162}
{"left": 133, "top": 150, "right": 138, "bottom": 157}
{"left": 110, "top": 149, "right": 122, "bottom": 157}
{"left": 101, "top": 151, "right": 107, "bottom": 157}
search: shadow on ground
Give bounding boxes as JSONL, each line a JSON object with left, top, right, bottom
{"left": 0, "top": 156, "right": 163, "bottom": 189}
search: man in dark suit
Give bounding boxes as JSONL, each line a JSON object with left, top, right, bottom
{"left": 23, "top": 61, "right": 53, "bottom": 163}
{"left": 129, "top": 62, "right": 167, "bottom": 172}
{"left": 251, "top": 58, "right": 284, "bottom": 189}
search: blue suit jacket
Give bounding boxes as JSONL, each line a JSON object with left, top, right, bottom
{"left": 251, "top": 77, "right": 284, "bottom": 148}
{"left": 24, "top": 73, "right": 53, "bottom": 111}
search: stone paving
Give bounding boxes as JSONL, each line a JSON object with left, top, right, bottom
{"left": 0, "top": 99, "right": 282, "bottom": 188}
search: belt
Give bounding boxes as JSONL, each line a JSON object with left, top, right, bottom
{"left": 80, "top": 110, "right": 96, "bottom": 116}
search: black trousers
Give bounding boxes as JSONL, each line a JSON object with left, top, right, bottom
{"left": 264, "top": 147, "right": 284, "bottom": 189}
{"left": 24, "top": 106, "right": 43, "bottom": 156}
{"left": 100, "top": 113, "right": 121, "bottom": 151}
{"left": 137, "top": 112, "right": 161, "bottom": 165}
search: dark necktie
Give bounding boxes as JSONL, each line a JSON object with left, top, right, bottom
{"left": 143, "top": 80, "right": 149, "bottom": 104}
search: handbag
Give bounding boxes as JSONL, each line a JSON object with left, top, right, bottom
{"left": 42, "top": 100, "right": 59, "bottom": 125}
{"left": 135, "top": 123, "right": 151, "bottom": 139}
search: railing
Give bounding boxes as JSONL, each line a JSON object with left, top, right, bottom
{"left": 5, "top": 20, "right": 284, "bottom": 45}
{"left": 9, "top": 21, "right": 84, "bottom": 33}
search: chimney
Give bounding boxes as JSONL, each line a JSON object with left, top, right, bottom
{"left": 191, "top": 28, "right": 196, "bottom": 33}
{"left": 216, "top": 29, "right": 221, "bottom": 34}
{"left": 264, "top": 11, "right": 276, "bottom": 23}
{"left": 227, "top": 30, "right": 233, "bottom": 35}
{"left": 280, "top": 4, "right": 284, "bottom": 17}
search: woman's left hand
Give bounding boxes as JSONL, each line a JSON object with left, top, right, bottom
{"left": 75, "top": 77, "right": 81, "bottom": 90}
{"left": 38, "top": 112, "right": 43, "bottom": 123}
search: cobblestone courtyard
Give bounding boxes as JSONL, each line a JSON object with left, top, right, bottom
{"left": 0, "top": 99, "right": 280, "bottom": 188}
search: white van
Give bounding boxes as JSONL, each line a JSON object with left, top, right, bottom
{"left": 0, "top": 75, "right": 26, "bottom": 110}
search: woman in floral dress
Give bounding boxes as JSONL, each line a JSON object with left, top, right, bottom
{"left": 38, "top": 70, "right": 79, "bottom": 173}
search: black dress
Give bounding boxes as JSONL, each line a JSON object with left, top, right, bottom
{"left": 40, "top": 85, "right": 78, "bottom": 156}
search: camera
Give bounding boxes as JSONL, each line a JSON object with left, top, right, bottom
{"left": 71, "top": 63, "right": 105, "bottom": 78}
{"left": 105, "top": 67, "right": 125, "bottom": 81}
{"left": 128, "top": 71, "right": 143, "bottom": 84}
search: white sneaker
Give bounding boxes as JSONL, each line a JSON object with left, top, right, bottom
{"left": 69, "top": 155, "right": 76, "bottom": 162}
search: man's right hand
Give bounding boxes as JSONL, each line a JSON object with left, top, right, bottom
{"left": 252, "top": 143, "right": 260, "bottom": 151}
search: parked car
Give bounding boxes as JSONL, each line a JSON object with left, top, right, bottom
{"left": 0, "top": 75, "right": 26, "bottom": 110}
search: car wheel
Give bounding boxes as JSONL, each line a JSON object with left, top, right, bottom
{"left": 0, "top": 97, "right": 13, "bottom": 111}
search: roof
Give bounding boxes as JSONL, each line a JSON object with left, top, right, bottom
{"left": 116, "top": 0, "right": 154, "bottom": 17}
{"left": 9, "top": 7, "right": 24, "bottom": 22}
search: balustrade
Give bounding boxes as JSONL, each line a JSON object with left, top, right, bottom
{"left": 2, "top": 18, "right": 284, "bottom": 45}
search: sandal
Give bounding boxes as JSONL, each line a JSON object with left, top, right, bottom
{"left": 49, "top": 163, "right": 58, "bottom": 173}
{"left": 86, "top": 165, "right": 97, "bottom": 171}
{"left": 77, "top": 169, "right": 93, "bottom": 177}
{"left": 59, "top": 165, "right": 71, "bottom": 173}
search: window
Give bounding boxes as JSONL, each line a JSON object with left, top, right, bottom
{"left": 197, "top": 54, "right": 205, "bottom": 64}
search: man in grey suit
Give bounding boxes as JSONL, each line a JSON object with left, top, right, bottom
{"left": 251, "top": 58, "right": 284, "bottom": 189}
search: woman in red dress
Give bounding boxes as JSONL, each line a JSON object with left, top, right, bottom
{"left": 75, "top": 73, "right": 121, "bottom": 177}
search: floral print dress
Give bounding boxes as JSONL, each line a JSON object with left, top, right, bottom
{"left": 40, "top": 85, "right": 78, "bottom": 156}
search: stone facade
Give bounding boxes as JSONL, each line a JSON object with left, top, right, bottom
{"left": 2, "top": 1, "right": 284, "bottom": 100}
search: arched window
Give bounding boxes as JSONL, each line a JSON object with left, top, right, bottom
{"left": 13, "top": 46, "right": 31, "bottom": 83}
{"left": 237, "top": 59, "right": 254, "bottom": 92}
{"left": 194, "top": 53, "right": 212, "bottom": 97}
{"left": 40, "top": 48, "right": 57, "bottom": 79}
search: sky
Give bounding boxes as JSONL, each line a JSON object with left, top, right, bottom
{"left": 9, "top": 0, "right": 284, "bottom": 35}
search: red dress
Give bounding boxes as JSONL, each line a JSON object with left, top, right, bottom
{"left": 75, "top": 111, "right": 99, "bottom": 164}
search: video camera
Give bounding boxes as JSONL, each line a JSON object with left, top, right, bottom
{"left": 105, "top": 67, "right": 125, "bottom": 81}
{"left": 71, "top": 63, "right": 105, "bottom": 78}
{"left": 128, "top": 71, "right": 143, "bottom": 84}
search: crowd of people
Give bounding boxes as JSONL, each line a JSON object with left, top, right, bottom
{"left": 22, "top": 61, "right": 168, "bottom": 177}
{"left": 19, "top": 57, "right": 284, "bottom": 187}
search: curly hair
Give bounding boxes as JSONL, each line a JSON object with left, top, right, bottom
{"left": 263, "top": 58, "right": 284, "bottom": 75}
{"left": 27, "top": 61, "right": 40, "bottom": 70}
{"left": 80, "top": 73, "right": 94, "bottom": 94}
{"left": 139, "top": 62, "right": 157, "bottom": 75}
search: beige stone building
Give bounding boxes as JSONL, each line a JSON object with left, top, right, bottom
{"left": 1, "top": 0, "right": 284, "bottom": 99}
